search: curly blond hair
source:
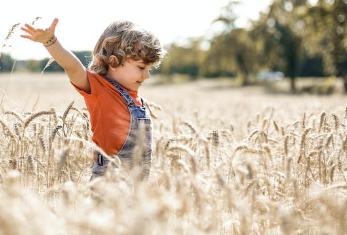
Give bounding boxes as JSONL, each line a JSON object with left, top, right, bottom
{"left": 89, "top": 21, "right": 165, "bottom": 76}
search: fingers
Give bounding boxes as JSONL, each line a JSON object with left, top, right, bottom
{"left": 49, "top": 18, "right": 59, "bottom": 32}
{"left": 20, "top": 18, "right": 57, "bottom": 42}
{"left": 20, "top": 27, "right": 32, "bottom": 35}
{"left": 21, "top": 17, "right": 58, "bottom": 34}
{"left": 24, "top": 23, "right": 36, "bottom": 31}
{"left": 20, "top": 34, "right": 32, "bottom": 40}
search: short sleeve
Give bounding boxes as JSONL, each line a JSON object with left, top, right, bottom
{"left": 70, "top": 70, "right": 97, "bottom": 99}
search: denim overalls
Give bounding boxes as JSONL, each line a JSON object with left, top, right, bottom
{"left": 90, "top": 77, "right": 152, "bottom": 181}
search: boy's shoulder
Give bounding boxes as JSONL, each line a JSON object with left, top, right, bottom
{"left": 86, "top": 69, "right": 111, "bottom": 87}
{"left": 87, "top": 69, "right": 103, "bottom": 80}
{"left": 71, "top": 69, "right": 108, "bottom": 98}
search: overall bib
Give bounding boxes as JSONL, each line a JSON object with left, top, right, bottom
{"left": 90, "top": 77, "right": 152, "bottom": 181}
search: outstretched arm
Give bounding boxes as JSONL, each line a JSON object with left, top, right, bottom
{"left": 20, "top": 18, "right": 90, "bottom": 92}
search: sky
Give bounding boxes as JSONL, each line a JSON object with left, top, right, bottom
{"left": 0, "top": 0, "right": 272, "bottom": 60}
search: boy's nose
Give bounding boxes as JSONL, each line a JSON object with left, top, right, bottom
{"left": 143, "top": 70, "right": 150, "bottom": 79}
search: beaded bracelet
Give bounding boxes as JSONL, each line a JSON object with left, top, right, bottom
{"left": 43, "top": 35, "right": 57, "bottom": 47}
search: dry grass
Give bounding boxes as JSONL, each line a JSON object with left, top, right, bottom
{"left": 0, "top": 73, "right": 347, "bottom": 234}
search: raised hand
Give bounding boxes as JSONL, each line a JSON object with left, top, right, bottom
{"left": 19, "top": 17, "right": 88, "bottom": 91}
{"left": 20, "top": 18, "right": 58, "bottom": 45}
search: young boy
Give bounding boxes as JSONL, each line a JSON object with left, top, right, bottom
{"left": 20, "top": 18, "right": 165, "bottom": 181}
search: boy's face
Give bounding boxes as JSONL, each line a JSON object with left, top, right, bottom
{"left": 108, "top": 58, "right": 152, "bottom": 92}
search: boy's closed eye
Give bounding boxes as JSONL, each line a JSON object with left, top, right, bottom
{"left": 138, "top": 66, "right": 153, "bottom": 73}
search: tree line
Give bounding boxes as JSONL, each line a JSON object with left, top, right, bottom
{"left": 0, "top": 51, "right": 91, "bottom": 73}
{"left": 160, "top": 0, "right": 347, "bottom": 92}
{"left": 1, "top": 0, "right": 346, "bottom": 92}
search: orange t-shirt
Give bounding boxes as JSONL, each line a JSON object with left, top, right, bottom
{"left": 70, "top": 70, "right": 143, "bottom": 156}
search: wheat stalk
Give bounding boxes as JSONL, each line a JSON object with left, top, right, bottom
{"left": 40, "top": 57, "right": 55, "bottom": 75}
{"left": 24, "top": 111, "right": 55, "bottom": 129}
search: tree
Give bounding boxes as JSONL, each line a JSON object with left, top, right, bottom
{"left": 209, "top": 0, "right": 258, "bottom": 85}
{"left": 0, "top": 54, "right": 15, "bottom": 72}
{"left": 302, "top": 0, "right": 347, "bottom": 90}
{"left": 251, "top": 0, "right": 307, "bottom": 92}
{"left": 160, "top": 38, "right": 205, "bottom": 79}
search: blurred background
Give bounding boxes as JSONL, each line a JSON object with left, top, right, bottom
{"left": 1, "top": 0, "right": 347, "bottom": 96}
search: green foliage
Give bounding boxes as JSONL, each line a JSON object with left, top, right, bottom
{"left": 40, "top": 51, "right": 92, "bottom": 72}
{"left": 303, "top": 0, "right": 347, "bottom": 77}
{"left": 0, "top": 51, "right": 92, "bottom": 73}
{"left": 160, "top": 40, "right": 205, "bottom": 79}
{"left": 2, "top": 0, "right": 347, "bottom": 93}
{"left": 73, "top": 51, "right": 92, "bottom": 68}
{"left": 0, "top": 54, "right": 15, "bottom": 72}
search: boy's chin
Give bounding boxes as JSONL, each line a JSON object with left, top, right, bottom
{"left": 129, "top": 86, "right": 139, "bottom": 92}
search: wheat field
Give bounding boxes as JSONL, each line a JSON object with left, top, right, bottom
{"left": 0, "top": 73, "right": 347, "bottom": 235}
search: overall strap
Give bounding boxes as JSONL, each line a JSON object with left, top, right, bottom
{"left": 103, "top": 76, "right": 135, "bottom": 107}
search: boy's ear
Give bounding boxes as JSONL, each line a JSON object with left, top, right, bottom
{"left": 108, "top": 55, "right": 120, "bottom": 69}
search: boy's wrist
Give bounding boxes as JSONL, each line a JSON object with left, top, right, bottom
{"left": 43, "top": 35, "right": 57, "bottom": 47}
